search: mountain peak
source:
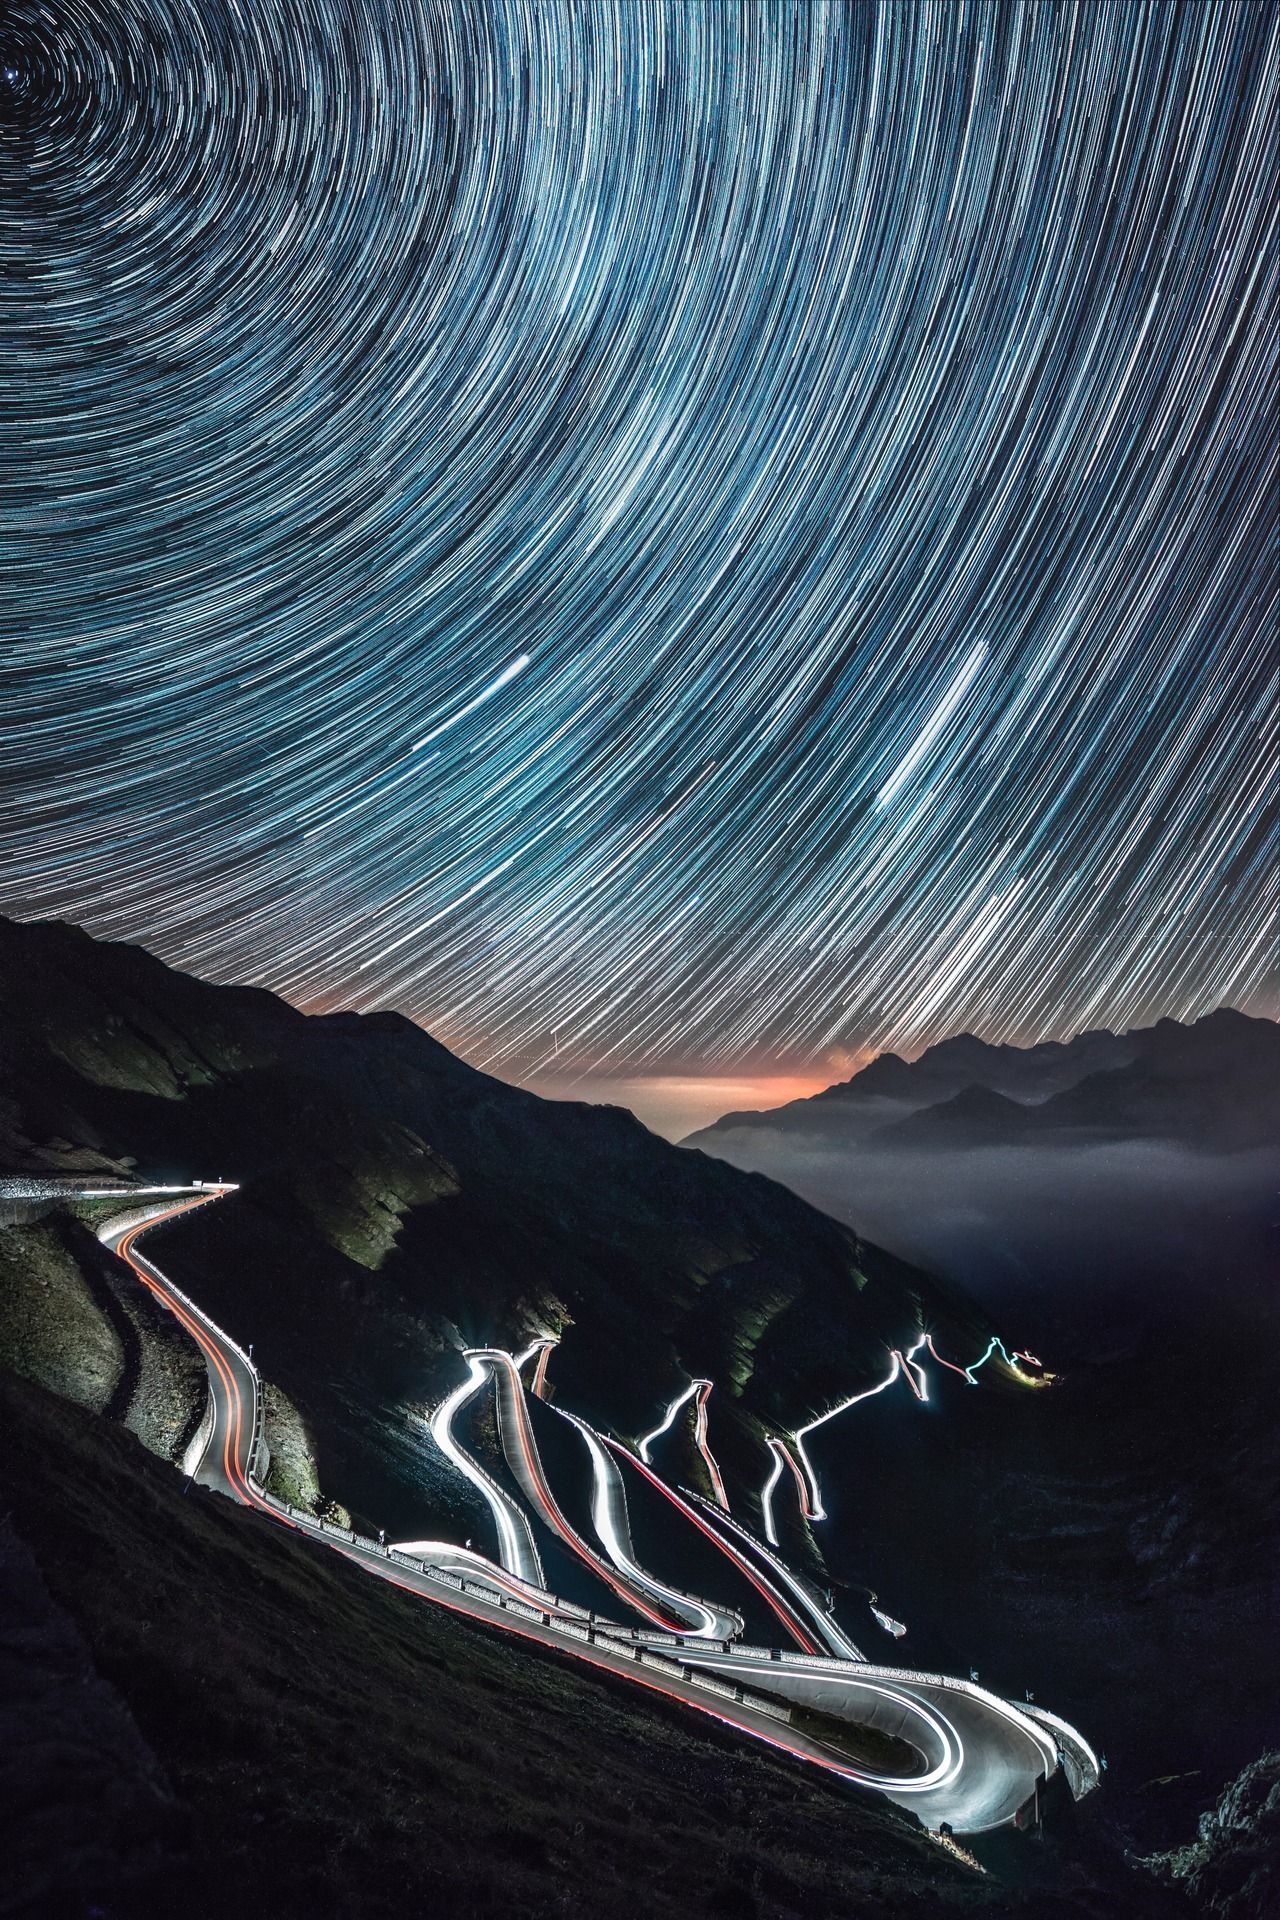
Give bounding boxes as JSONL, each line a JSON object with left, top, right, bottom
{"left": 686, "top": 1006, "right": 1277, "bottom": 1149}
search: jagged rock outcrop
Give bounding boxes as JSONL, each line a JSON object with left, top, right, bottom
{"left": 1145, "top": 1750, "right": 1279, "bottom": 1920}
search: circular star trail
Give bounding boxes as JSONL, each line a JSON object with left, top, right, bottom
{"left": 2, "top": 1, "right": 1275, "bottom": 1078}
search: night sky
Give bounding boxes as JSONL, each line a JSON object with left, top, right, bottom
{"left": 3, "top": 2, "right": 1275, "bottom": 1133}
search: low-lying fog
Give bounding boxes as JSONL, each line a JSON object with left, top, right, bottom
{"left": 685, "top": 1133, "right": 1279, "bottom": 1359}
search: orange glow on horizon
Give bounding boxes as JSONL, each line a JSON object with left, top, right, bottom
{"left": 294, "top": 987, "right": 876, "bottom": 1139}
{"left": 518, "top": 1068, "right": 856, "bottom": 1140}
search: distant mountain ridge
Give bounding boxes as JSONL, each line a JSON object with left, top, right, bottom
{"left": 684, "top": 1008, "right": 1279, "bottom": 1154}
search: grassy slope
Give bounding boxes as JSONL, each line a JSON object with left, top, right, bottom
{"left": 0, "top": 1369, "right": 1181, "bottom": 1920}
{"left": 0, "top": 1214, "right": 123, "bottom": 1416}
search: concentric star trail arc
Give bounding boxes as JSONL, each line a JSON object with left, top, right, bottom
{"left": 2, "top": 1, "right": 1275, "bottom": 1081}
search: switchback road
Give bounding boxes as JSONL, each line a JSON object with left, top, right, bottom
{"left": 99, "top": 1187, "right": 1097, "bottom": 1836}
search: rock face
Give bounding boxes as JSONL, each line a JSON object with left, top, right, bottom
{"left": 0, "top": 913, "right": 998, "bottom": 1548}
{"left": 0, "top": 1205, "right": 210, "bottom": 1458}
{"left": 1145, "top": 1751, "right": 1280, "bottom": 1920}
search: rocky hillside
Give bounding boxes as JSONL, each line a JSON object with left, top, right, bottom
{"left": 5, "top": 1202, "right": 206, "bottom": 1441}
{"left": 0, "top": 913, "right": 999, "bottom": 1548}
{"left": 1145, "top": 1750, "right": 1279, "bottom": 1920}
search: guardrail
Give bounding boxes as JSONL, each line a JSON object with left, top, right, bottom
{"left": 1021, "top": 1703, "right": 1100, "bottom": 1797}
{"left": 679, "top": 1487, "right": 868, "bottom": 1660}
{"left": 653, "top": 1643, "right": 1074, "bottom": 1790}
{"left": 1, "top": 1179, "right": 205, "bottom": 1200}
{"left": 247, "top": 1483, "right": 795, "bottom": 1724}
{"left": 182, "top": 1384, "right": 217, "bottom": 1478}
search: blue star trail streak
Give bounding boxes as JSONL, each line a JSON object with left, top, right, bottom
{"left": 1, "top": 2, "right": 1276, "bottom": 1082}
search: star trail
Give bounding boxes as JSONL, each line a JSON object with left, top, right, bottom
{"left": 2, "top": 1, "right": 1276, "bottom": 1090}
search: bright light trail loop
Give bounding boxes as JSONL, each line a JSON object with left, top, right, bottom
{"left": 674, "top": 1657, "right": 965, "bottom": 1795}
{"left": 100, "top": 1190, "right": 1095, "bottom": 1834}
{"left": 637, "top": 1375, "right": 729, "bottom": 1507}
{"left": 428, "top": 1356, "right": 546, "bottom": 1588}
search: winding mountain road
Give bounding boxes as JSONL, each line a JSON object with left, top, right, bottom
{"left": 99, "top": 1186, "right": 1097, "bottom": 1836}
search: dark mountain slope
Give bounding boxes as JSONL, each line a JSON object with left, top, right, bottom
{"left": 690, "top": 1026, "right": 1141, "bottom": 1142}
{"left": 0, "top": 914, "right": 999, "bottom": 1544}
{"left": 870, "top": 1083, "right": 1032, "bottom": 1149}
{"left": 1012, "top": 1011, "right": 1280, "bottom": 1149}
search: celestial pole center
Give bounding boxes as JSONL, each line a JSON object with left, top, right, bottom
{"left": 2, "top": 0, "right": 1275, "bottom": 1086}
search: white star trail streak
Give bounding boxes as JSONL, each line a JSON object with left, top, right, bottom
{"left": 1, "top": 2, "right": 1275, "bottom": 1079}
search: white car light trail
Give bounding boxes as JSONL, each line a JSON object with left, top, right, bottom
{"left": 561, "top": 1412, "right": 726, "bottom": 1637}
{"left": 428, "top": 1356, "right": 545, "bottom": 1587}
{"left": 478, "top": 1349, "right": 682, "bottom": 1630}
{"left": 793, "top": 1352, "right": 904, "bottom": 1522}
{"left": 638, "top": 1375, "right": 729, "bottom": 1507}
{"left": 637, "top": 1379, "right": 701, "bottom": 1462}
